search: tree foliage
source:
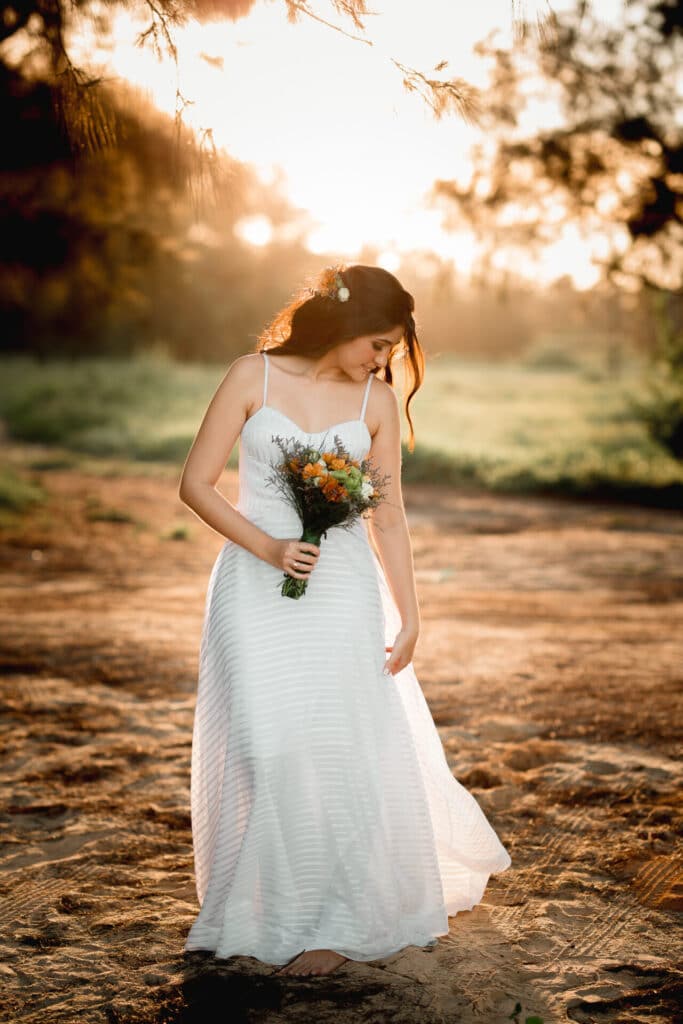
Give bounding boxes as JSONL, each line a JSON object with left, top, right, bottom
{"left": 431, "top": 0, "right": 683, "bottom": 458}
{"left": 0, "top": 52, "right": 324, "bottom": 358}
{"left": 434, "top": 0, "right": 683, "bottom": 293}
{"left": 0, "top": 0, "right": 545, "bottom": 160}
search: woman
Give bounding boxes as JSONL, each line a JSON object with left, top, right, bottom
{"left": 178, "top": 264, "right": 510, "bottom": 977}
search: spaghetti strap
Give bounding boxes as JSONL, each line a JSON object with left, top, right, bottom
{"left": 261, "top": 351, "right": 269, "bottom": 408}
{"left": 359, "top": 372, "right": 373, "bottom": 422}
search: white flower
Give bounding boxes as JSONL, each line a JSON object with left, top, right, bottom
{"left": 361, "top": 480, "right": 374, "bottom": 499}
{"left": 337, "top": 286, "right": 350, "bottom": 302}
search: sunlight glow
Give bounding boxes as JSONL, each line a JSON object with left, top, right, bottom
{"left": 68, "top": 0, "right": 625, "bottom": 289}
{"left": 377, "top": 251, "right": 402, "bottom": 273}
{"left": 234, "top": 215, "right": 274, "bottom": 248}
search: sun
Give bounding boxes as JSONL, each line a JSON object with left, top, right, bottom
{"left": 234, "top": 215, "right": 274, "bottom": 247}
{"left": 68, "top": 0, "right": 610, "bottom": 289}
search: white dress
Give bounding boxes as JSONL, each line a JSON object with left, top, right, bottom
{"left": 184, "top": 351, "right": 511, "bottom": 965}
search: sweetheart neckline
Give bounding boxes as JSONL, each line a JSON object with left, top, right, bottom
{"left": 244, "top": 404, "right": 372, "bottom": 442}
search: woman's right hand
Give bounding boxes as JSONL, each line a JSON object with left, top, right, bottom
{"left": 268, "top": 538, "right": 321, "bottom": 579}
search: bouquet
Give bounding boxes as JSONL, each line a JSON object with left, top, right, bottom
{"left": 266, "top": 433, "right": 390, "bottom": 599}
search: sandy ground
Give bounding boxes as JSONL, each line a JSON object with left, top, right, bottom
{"left": 1, "top": 442, "right": 682, "bottom": 1024}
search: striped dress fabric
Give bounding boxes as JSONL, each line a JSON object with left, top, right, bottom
{"left": 184, "top": 351, "right": 511, "bottom": 965}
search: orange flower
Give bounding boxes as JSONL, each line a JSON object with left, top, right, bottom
{"left": 330, "top": 457, "right": 346, "bottom": 470}
{"left": 350, "top": 459, "right": 360, "bottom": 468}
{"left": 322, "top": 452, "right": 335, "bottom": 464}
{"left": 321, "top": 477, "right": 349, "bottom": 502}
{"left": 288, "top": 459, "right": 300, "bottom": 472}
{"left": 302, "top": 462, "right": 319, "bottom": 478}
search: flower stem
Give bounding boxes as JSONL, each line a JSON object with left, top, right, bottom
{"left": 281, "top": 529, "right": 322, "bottom": 599}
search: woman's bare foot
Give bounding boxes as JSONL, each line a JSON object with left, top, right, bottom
{"left": 275, "top": 948, "right": 348, "bottom": 976}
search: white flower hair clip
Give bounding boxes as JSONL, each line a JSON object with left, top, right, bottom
{"left": 334, "top": 273, "right": 350, "bottom": 302}
{"left": 313, "top": 271, "right": 350, "bottom": 303}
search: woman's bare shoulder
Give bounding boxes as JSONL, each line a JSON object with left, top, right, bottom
{"left": 227, "top": 351, "right": 263, "bottom": 377}
{"left": 215, "top": 351, "right": 263, "bottom": 391}
{"left": 367, "top": 375, "right": 400, "bottom": 436}
{"left": 371, "top": 376, "right": 400, "bottom": 411}
{"left": 207, "top": 352, "right": 263, "bottom": 417}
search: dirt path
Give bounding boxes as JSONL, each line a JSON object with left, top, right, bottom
{"left": 1, "top": 443, "right": 681, "bottom": 1023}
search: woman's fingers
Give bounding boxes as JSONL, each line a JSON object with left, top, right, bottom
{"left": 299, "top": 542, "right": 321, "bottom": 556}
{"left": 384, "top": 637, "right": 414, "bottom": 676}
{"left": 295, "top": 543, "right": 320, "bottom": 569}
{"left": 291, "top": 553, "right": 314, "bottom": 575}
{"left": 282, "top": 540, "right": 320, "bottom": 578}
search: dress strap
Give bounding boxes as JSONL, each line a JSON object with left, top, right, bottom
{"left": 261, "top": 351, "right": 269, "bottom": 408}
{"left": 359, "top": 372, "right": 374, "bottom": 422}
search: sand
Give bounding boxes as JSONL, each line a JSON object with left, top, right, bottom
{"left": 1, "top": 442, "right": 681, "bottom": 1023}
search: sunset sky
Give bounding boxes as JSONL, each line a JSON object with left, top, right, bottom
{"left": 72, "top": 0, "right": 627, "bottom": 288}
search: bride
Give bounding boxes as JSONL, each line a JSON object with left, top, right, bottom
{"left": 178, "top": 264, "right": 511, "bottom": 977}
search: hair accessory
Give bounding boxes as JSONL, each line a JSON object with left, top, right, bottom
{"left": 334, "top": 273, "right": 351, "bottom": 302}
{"left": 316, "top": 271, "right": 349, "bottom": 303}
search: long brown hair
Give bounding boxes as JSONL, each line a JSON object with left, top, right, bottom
{"left": 256, "top": 264, "right": 425, "bottom": 451}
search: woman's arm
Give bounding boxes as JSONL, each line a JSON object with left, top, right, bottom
{"left": 178, "top": 355, "right": 320, "bottom": 582}
{"left": 366, "top": 381, "right": 421, "bottom": 675}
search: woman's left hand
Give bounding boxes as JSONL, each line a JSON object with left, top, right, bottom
{"left": 383, "top": 626, "right": 419, "bottom": 676}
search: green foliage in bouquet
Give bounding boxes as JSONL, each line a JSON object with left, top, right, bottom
{"left": 266, "top": 433, "right": 390, "bottom": 599}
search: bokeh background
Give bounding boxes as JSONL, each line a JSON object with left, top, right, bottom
{"left": 1, "top": 0, "right": 681, "bottom": 507}
{"left": 1, "top": 4, "right": 682, "bottom": 1024}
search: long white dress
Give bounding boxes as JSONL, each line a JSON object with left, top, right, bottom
{"left": 183, "top": 351, "right": 511, "bottom": 965}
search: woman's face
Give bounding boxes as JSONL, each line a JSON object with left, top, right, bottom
{"left": 337, "top": 324, "right": 405, "bottom": 381}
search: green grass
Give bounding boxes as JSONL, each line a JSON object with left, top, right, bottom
{"left": 0, "top": 465, "right": 47, "bottom": 511}
{"left": 403, "top": 355, "right": 683, "bottom": 505}
{"left": 161, "top": 522, "right": 193, "bottom": 541}
{"left": 1, "top": 351, "right": 681, "bottom": 506}
{"left": 84, "top": 499, "right": 139, "bottom": 524}
{"left": 0, "top": 353, "right": 230, "bottom": 467}
{"left": 508, "top": 1003, "right": 543, "bottom": 1024}
{"left": 0, "top": 465, "right": 47, "bottom": 525}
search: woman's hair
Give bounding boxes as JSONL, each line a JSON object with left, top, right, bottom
{"left": 256, "top": 264, "right": 425, "bottom": 451}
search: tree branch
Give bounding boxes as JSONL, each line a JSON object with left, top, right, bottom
{"left": 283, "top": 0, "right": 372, "bottom": 46}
